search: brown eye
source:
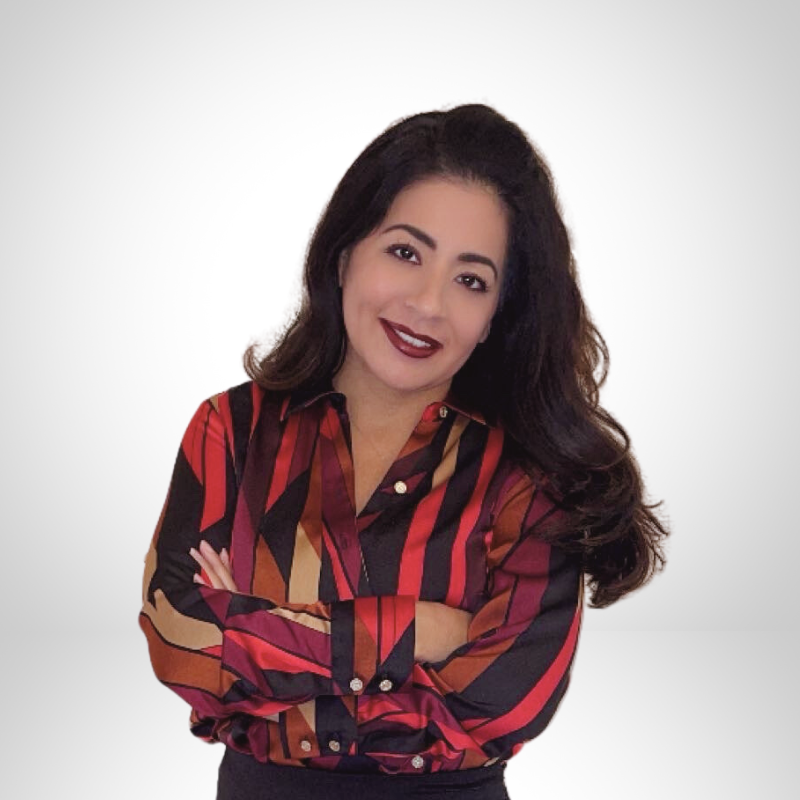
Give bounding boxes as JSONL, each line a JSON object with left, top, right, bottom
{"left": 457, "top": 274, "right": 489, "bottom": 292}
{"left": 387, "top": 244, "right": 420, "bottom": 264}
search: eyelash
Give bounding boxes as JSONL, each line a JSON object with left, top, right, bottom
{"left": 385, "top": 243, "right": 490, "bottom": 293}
{"left": 387, "top": 243, "right": 420, "bottom": 264}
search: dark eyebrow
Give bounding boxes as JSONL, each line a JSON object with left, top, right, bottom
{"left": 382, "top": 223, "right": 498, "bottom": 277}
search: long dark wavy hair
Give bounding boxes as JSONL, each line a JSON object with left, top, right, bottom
{"left": 244, "top": 103, "right": 668, "bottom": 608}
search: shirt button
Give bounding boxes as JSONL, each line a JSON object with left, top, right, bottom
{"left": 379, "top": 679, "right": 393, "bottom": 692}
{"left": 349, "top": 677, "right": 364, "bottom": 692}
{"left": 393, "top": 480, "right": 407, "bottom": 495}
{"left": 411, "top": 755, "right": 424, "bottom": 769}
{"left": 438, "top": 406, "right": 448, "bottom": 419}
{"left": 328, "top": 740, "right": 341, "bottom": 753}
{"left": 300, "top": 739, "right": 312, "bottom": 753}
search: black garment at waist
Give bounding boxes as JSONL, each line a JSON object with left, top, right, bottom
{"left": 217, "top": 747, "right": 510, "bottom": 800}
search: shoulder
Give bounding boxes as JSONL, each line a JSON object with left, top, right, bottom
{"left": 488, "top": 455, "right": 582, "bottom": 586}
{"left": 207, "top": 379, "right": 266, "bottom": 410}
{"left": 492, "top": 448, "right": 563, "bottom": 537}
{"left": 202, "top": 380, "right": 289, "bottom": 440}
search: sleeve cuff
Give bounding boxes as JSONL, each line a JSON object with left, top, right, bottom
{"left": 331, "top": 595, "right": 416, "bottom": 695}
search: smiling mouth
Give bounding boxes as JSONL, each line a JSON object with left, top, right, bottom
{"left": 380, "top": 319, "right": 442, "bottom": 358}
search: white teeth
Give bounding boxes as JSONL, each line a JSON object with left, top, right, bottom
{"left": 395, "top": 328, "right": 432, "bottom": 348}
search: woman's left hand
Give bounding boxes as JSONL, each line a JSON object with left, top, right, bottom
{"left": 189, "top": 540, "right": 240, "bottom": 592}
{"left": 414, "top": 601, "right": 473, "bottom": 663}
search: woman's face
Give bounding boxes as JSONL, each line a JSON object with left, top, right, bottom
{"left": 336, "top": 176, "right": 508, "bottom": 405}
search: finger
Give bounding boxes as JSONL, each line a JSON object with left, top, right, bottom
{"left": 191, "top": 547, "right": 225, "bottom": 589}
{"left": 220, "top": 548, "right": 231, "bottom": 568}
{"left": 189, "top": 548, "right": 225, "bottom": 590}
{"left": 198, "top": 540, "right": 228, "bottom": 578}
{"left": 190, "top": 541, "right": 237, "bottom": 592}
{"left": 198, "top": 540, "right": 239, "bottom": 593}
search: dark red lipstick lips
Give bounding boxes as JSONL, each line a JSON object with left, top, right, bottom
{"left": 380, "top": 319, "right": 442, "bottom": 359}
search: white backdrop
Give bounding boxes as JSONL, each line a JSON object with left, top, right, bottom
{"left": 1, "top": 1, "right": 796, "bottom": 797}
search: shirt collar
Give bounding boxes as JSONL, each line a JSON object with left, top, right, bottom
{"left": 280, "top": 384, "right": 492, "bottom": 428}
{"left": 280, "top": 384, "right": 342, "bottom": 420}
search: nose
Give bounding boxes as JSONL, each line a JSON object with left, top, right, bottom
{"left": 404, "top": 270, "right": 447, "bottom": 318}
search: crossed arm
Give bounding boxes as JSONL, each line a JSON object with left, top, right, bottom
{"left": 141, "top": 395, "right": 583, "bottom": 760}
{"left": 189, "top": 539, "right": 473, "bottom": 664}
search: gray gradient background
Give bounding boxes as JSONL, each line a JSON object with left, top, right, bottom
{"left": 1, "top": 0, "right": 796, "bottom": 797}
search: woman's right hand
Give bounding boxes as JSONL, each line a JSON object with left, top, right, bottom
{"left": 414, "top": 601, "right": 473, "bottom": 664}
{"left": 188, "top": 544, "right": 468, "bottom": 661}
{"left": 189, "top": 540, "right": 240, "bottom": 592}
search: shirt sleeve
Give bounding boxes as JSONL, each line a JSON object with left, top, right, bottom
{"left": 412, "top": 475, "right": 583, "bottom": 762}
{"left": 139, "top": 394, "right": 416, "bottom": 728}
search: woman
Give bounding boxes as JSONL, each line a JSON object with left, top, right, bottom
{"left": 140, "top": 104, "right": 667, "bottom": 799}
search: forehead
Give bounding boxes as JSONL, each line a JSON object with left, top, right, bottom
{"left": 382, "top": 177, "right": 508, "bottom": 262}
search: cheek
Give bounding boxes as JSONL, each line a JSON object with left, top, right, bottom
{"left": 452, "top": 299, "right": 497, "bottom": 344}
{"left": 341, "top": 277, "right": 389, "bottom": 335}
{"left": 343, "top": 269, "right": 400, "bottom": 313}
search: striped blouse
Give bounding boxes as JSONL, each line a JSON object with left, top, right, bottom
{"left": 139, "top": 379, "right": 583, "bottom": 774}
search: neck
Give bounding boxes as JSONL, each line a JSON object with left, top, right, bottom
{"left": 332, "top": 364, "right": 450, "bottom": 435}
